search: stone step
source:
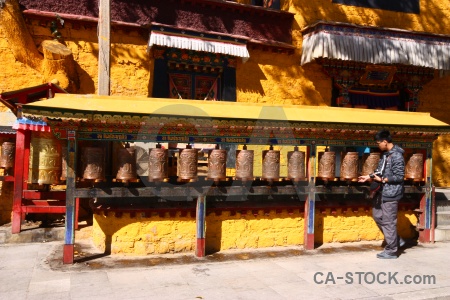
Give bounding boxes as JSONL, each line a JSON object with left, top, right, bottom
{"left": 435, "top": 225, "right": 450, "bottom": 242}
{"left": 436, "top": 211, "right": 450, "bottom": 226}
{"left": 0, "top": 225, "right": 65, "bottom": 244}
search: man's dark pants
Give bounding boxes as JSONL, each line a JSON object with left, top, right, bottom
{"left": 373, "top": 195, "right": 399, "bottom": 255}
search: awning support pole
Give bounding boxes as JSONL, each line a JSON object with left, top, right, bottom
{"left": 304, "top": 144, "right": 316, "bottom": 250}
{"left": 63, "top": 130, "right": 77, "bottom": 264}
{"left": 195, "top": 195, "right": 206, "bottom": 257}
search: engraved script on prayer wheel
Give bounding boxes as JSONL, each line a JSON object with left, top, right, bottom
{"left": 318, "top": 151, "right": 336, "bottom": 180}
{"left": 29, "top": 135, "right": 61, "bottom": 185}
{"left": 405, "top": 153, "right": 424, "bottom": 181}
{"left": 0, "top": 142, "right": 15, "bottom": 170}
{"left": 178, "top": 147, "right": 198, "bottom": 181}
{"left": 287, "top": 147, "right": 305, "bottom": 181}
{"left": 116, "top": 146, "right": 137, "bottom": 181}
{"left": 361, "top": 152, "right": 380, "bottom": 176}
{"left": 262, "top": 149, "right": 280, "bottom": 181}
{"left": 81, "top": 147, "right": 105, "bottom": 180}
{"left": 340, "top": 152, "right": 359, "bottom": 181}
{"left": 207, "top": 149, "right": 227, "bottom": 181}
{"left": 148, "top": 147, "right": 168, "bottom": 182}
{"left": 61, "top": 146, "right": 67, "bottom": 181}
{"left": 235, "top": 148, "right": 254, "bottom": 181}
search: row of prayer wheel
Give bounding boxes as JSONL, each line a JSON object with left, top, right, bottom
{"left": 148, "top": 145, "right": 306, "bottom": 182}
{"left": 318, "top": 151, "right": 424, "bottom": 181}
{"left": 60, "top": 144, "right": 307, "bottom": 182}
{"left": 24, "top": 133, "right": 425, "bottom": 184}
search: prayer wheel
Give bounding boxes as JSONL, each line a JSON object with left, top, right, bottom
{"left": 262, "top": 146, "right": 280, "bottom": 181}
{"left": 29, "top": 133, "right": 62, "bottom": 185}
{"left": 81, "top": 147, "right": 105, "bottom": 181}
{"left": 61, "top": 146, "right": 67, "bottom": 181}
{"left": 178, "top": 145, "right": 198, "bottom": 181}
{"left": 405, "top": 153, "right": 424, "bottom": 181}
{"left": 287, "top": 147, "right": 305, "bottom": 181}
{"left": 340, "top": 152, "right": 359, "bottom": 181}
{"left": 0, "top": 142, "right": 15, "bottom": 171}
{"left": 235, "top": 145, "right": 254, "bottom": 181}
{"left": 361, "top": 152, "right": 381, "bottom": 176}
{"left": 318, "top": 151, "right": 336, "bottom": 180}
{"left": 148, "top": 145, "right": 168, "bottom": 182}
{"left": 116, "top": 145, "right": 137, "bottom": 181}
{"left": 207, "top": 146, "right": 227, "bottom": 181}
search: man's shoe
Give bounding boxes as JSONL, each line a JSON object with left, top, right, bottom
{"left": 377, "top": 252, "right": 397, "bottom": 259}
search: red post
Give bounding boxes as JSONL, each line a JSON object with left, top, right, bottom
{"left": 12, "top": 129, "right": 30, "bottom": 234}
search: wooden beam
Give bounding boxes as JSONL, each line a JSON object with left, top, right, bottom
{"left": 98, "top": 0, "right": 111, "bottom": 96}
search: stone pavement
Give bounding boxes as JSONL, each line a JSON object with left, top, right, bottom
{"left": 0, "top": 238, "right": 449, "bottom": 300}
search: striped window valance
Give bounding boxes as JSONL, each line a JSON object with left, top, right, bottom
{"left": 301, "top": 21, "right": 450, "bottom": 70}
{"left": 148, "top": 25, "right": 250, "bottom": 62}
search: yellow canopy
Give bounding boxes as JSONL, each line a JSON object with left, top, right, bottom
{"left": 21, "top": 94, "right": 449, "bottom": 129}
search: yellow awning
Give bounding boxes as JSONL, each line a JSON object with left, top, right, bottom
{"left": 21, "top": 94, "right": 449, "bottom": 129}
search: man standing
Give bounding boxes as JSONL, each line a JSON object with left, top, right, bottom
{"left": 358, "top": 129, "right": 405, "bottom": 259}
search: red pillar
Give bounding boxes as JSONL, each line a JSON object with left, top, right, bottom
{"left": 12, "top": 129, "right": 30, "bottom": 234}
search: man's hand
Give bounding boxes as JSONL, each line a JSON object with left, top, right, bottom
{"left": 358, "top": 175, "right": 370, "bottom": 182}
{"left": 358, "top": 174, "right": 382, "bottom": 182}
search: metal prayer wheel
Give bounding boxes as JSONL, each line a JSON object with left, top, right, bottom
{"left": 0, "top": 142, "right": 15, "bottom": 170}
{"left": 116, "top": 145, "right": 137, "bottom": 181}
{"left": 81, "top": 147, "right": 105, "bottom": 180}
{"left": 61, "top": 146, "right": 67, "bottom": 181}
{"left": 405, "top": 153, "right": 424, "bottom": 181}
{"left": 287, "top": 147, "right": 305, "bottom": 181}
{"left": 262, "top": 147, "right": 280, "bottom": 181}
{"left": 148, "top": 145, "right": 168, "bottom": 182}
{"left": 361, "top": 152, "right": 381, "bottom": 176}
{"left": 29, "top": 134, "right": 62, "bottom": 185}
{"left": 207, "top": 147, "right": 227, "bottom": 181}
{"left": 235, "top": 146, "right": 254, "bottom": 181}
{"left": 340, "top": 152, "right": 359, "bottom": 181}
{"left": 178, "top": 146, "right": 198, "bottom": 181}
{"left": 318, "top": 151, "right": 336, "bottom": 180}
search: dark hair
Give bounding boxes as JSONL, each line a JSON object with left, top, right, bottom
{"left": 374, "top": 129, "right": 392, "bottom": 142}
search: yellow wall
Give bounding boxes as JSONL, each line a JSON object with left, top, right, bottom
{"left": 316, "top": 208, "right": 418, "bottom": 243}
{"left": 93, "top": 207, "right": 417, "bottom": 255}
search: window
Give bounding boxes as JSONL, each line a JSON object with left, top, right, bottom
{"left": 251, "top": 0, "right": 280, "bottom": 9}
{"left": 152, "top": 47, "right": 237, "bottom": 102}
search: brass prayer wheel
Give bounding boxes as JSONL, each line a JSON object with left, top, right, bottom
{"left": 318, "top": 151, "right": 336, "bottom": 180}
{"left": 81, "top": 147, "right": 105, "bottom": 180}
{"left": 61, "top": 146, "right": 67, "bottom": 181}
{"left": 0, "top": 142, "right": 15, "bottom": 169}
{"left": 148, "top": 145, "right": 168, "bottom": 182}
{"left": 262, "top": 147, "right": 280, "bottom": 181}
{"left": 361, "top": 152, "right": 381, "bottom": 176}
{"left": 29, "top": 134, "right": 62, "bottom": 185}
{"left": 116, "top": 145, "right": 137, "bottom": 181}
{"left": 340, "top": 152, "right": 359, "bottom": 181}
{"left": 287, "top": 147, "right": 305, "bottom": 181}
{"left": 178, "top": 146, "right": 198, "bottom": 181}
{"left": 207, "top": 147, "right": 227, "bottom": 181}
{"left": 405, "top": 153, "right": 424, "bottom": 181}
{"left": 235, "top": 146, "right": 254, "bottom": 181}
